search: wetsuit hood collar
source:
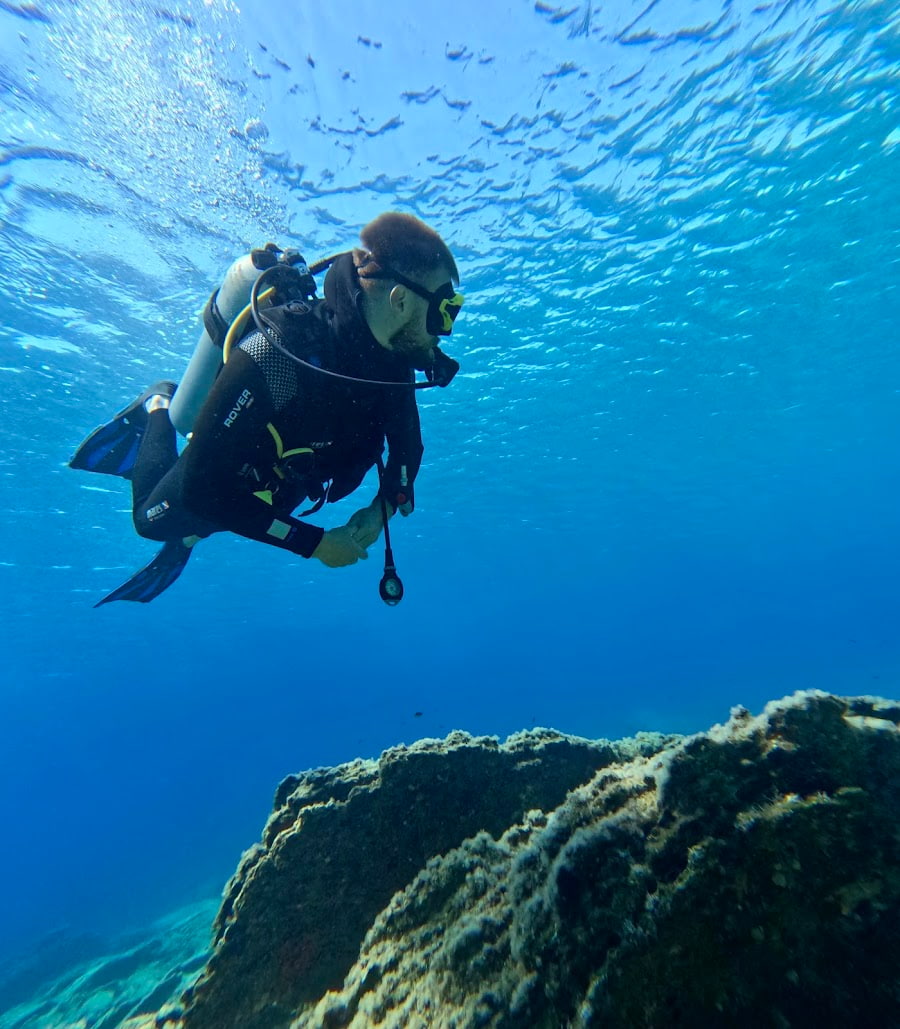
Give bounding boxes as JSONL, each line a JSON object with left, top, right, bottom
{"left": 321, "top": 251, "right": 419, "bottom": 380}
{"left": 323, "top": 252, "right": 380, "bottom": 350}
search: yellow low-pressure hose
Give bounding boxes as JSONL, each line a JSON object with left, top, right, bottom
{"left": 222, "top": 285, "right": 276, "bottom": 364}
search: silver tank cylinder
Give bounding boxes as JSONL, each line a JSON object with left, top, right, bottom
{"left": 169, "top": 253, "right": 264, "bottom": 437}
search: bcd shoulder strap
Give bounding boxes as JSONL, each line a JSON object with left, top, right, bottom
{"left": 257, "top": 300, "right": 335, "bottom": 369}
{"left": 202, "top": 289, "right": 230, "bottom": 350}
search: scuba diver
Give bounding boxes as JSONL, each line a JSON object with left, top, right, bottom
{"left": 69, "top": 212, "right": 464, "bottom": 607}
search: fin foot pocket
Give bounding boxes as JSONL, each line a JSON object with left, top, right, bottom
{"left": 69, "top": 380, "right": 177, "bottom": 478}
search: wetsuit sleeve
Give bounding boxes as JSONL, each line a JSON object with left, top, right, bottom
{"left": 180, "top": 346, "right": 325, "bottom": 557}
{"left": 381, "top": 387, "right": 424, "bottom": 512}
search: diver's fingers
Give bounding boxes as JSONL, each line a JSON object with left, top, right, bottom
{"left": 338, "top": 527, "right": 369, "bottom": 562}
{"left": 314, "top": 527, "right": 368, "bottom": 567}
{"left": 349, "top": 528, "right": 380, "bottom": 549}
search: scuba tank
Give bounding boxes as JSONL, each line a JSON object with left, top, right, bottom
{"left": 169, "top": 245, "right": 313, "bottom": 437}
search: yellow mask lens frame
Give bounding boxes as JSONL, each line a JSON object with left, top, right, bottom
{"left": 435, "top": 291, "right": 465, "bottom": 335}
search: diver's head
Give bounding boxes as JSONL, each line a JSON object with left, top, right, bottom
{"left": 356, "top": 212, "right": 464, "bottom": 366}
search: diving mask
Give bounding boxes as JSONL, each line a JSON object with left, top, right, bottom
{"left": 363, "top": 266, "right": 464, "bottom": 336}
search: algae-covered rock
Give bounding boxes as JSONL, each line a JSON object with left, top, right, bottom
{"left": 150, "top": 690, "right": 900, "bottom": 1028}
{"left": 300, "top": 692, "right": 900, "bottom": 1028}
{"left": 174, "top": 729, "right": 665, "bottom": 1029}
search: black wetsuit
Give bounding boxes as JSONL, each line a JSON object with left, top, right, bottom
{"left": 131, "top": 253, "right": 424, "bottom": 557}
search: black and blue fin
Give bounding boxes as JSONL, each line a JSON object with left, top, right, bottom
{"left": 69, "top": 381, "right": 177, "bottom": 479}
{"left": 94, "top": 540, "right": 193, "bottom": 607}
{"left": 69, "top": 418, "right": 145, "bottom": 478}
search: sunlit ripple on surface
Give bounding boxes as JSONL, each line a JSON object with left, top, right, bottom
{"left": 0, "top": 0, "right": 898, "bottom": 538}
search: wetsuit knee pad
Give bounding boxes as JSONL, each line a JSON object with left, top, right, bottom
{"left": 133, "top": 502, "right": 179, "bottom": 542}
{"left": 132, "top": 459, "right": 214, "bottom": 543}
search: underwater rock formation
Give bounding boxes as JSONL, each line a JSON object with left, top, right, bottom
{"left": 167, "top": 728, "right": 668, "bottom": 1029}
{"left": 146, "top": 689, "right": 900, "bottom": 1029}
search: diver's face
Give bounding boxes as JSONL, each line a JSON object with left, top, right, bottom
{"left": 387, "top": 269, "right": 451, "bottom": 366}
{"left": 388, "top": 296, "right": 437, "bottom": 367}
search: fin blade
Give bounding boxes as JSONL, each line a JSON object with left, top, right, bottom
{"left": 94, "top": 541, "right": 193, "bottom": 607}
{"left": 69, "top": 420, "right": 144, "bottom": 478}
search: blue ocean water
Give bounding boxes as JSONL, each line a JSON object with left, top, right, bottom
{"left": 1, "top": 0, "right": 898, "bottom": 982}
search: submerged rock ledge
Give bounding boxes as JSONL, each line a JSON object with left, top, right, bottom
{"left": 125, "top": 689, "right": 900, "bottom": 1028}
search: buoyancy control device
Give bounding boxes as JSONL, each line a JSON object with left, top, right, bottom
{"left": 168, "top": 245, "right": 314, "bottom": 436}
{"left": 169, "top": 243, "right": 460, "bottom": 438}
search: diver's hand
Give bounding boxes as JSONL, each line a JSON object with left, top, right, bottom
{"left": 346, "top": 498, "right": 392, "bottom": 549}
{"left": 312, "top": 526, "right": 369, "bottom": 567}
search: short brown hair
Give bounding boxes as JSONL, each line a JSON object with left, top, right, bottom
{"left": 357, "top": 212, "right": 459, "bottom": 285}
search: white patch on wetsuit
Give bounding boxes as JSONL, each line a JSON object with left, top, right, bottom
{"left": 267, "top": 519, "right": 291, "bottom": 541}
{"left": 146, "top": 500, "right": 170, "bottom": 521}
